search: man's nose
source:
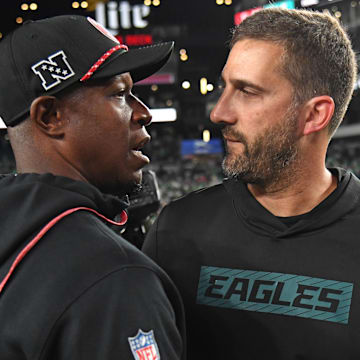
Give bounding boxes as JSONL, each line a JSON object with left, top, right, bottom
{"left": 210, "top": 93, "right": 237, "bottom": 126}
{"left": 132, "top": 96, "right": 152, "bottom": 127}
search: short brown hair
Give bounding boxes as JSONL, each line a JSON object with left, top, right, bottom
{"left": 231, "top": 8, "right": 357, "bottom": 136}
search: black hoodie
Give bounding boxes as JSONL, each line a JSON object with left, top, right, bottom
{"left": 143, "top": 168, "right": 360, "bottom": 359}
{"left": 0, "top": 173, "right": 185, "bottom": 360}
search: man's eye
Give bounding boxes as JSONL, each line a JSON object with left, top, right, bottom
{"left": 115, "top": 91, "right": 126, "bottom": 98}
{"left": 241, "top": 88, "right": 256, "bottom": 96}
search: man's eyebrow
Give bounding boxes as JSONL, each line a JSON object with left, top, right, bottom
{"left": 219, "top": 74, "right": 266, "bottom": 93}
{"left": 105, "top": 76, "right": 133, "bottom": 91}
{"left": 232, "top": 79, "right": 266, "bottom": 92}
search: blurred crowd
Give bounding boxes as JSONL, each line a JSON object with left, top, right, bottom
{"left": 143, "top": 125, "right": 223, "bottom": 206}
{"left": 327, "top": 137, "right": 360, "bottom": 177}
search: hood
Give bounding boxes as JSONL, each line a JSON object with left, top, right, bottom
{"left": 223, "top": 168, "right": 360, "bottom": 239}
{"left": 0, "top": 173, "right": 128, "bottom": 267}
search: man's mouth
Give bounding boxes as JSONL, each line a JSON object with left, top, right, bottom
{"left": 223, "top": 136, "right": 240, "bottom": 143}
{"left": 131, "top": 137, "right": 150, "bottom": 163}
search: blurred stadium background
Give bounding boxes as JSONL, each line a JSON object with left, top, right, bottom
{"left": 0, "top": 0, "right": 360, "bottom": 210}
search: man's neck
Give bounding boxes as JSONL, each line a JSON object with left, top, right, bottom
{"left": 247, "top": 167, "right": 338, "bottom": 217}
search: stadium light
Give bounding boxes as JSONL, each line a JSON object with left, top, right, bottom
{"left": 150, "top": 108, "right": 177, "bottom": 122}
{"left": 200, "top": 77, "right": 208, "bottom": 95}
{"left": 182, "top": 80, "right": 191, "bottom": 90}
{"left": 203, "top": 130, "right": 211, "bottom": 143}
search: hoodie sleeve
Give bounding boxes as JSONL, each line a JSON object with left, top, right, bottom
{"left": 39, "top": 266, "right": 184, "bottom": 360}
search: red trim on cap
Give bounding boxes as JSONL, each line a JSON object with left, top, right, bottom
{"left": 80, "top": 44, "right": 129, "bottom": 82}
{"left": 0, "top": 207, "right": 128, "bottom": 294}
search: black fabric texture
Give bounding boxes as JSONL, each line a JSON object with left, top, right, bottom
{"left": 0, "top": 173, "right": 186, "bottom": 359}
{"left": 143, "top": 167, "right": 360, "bottom": 359}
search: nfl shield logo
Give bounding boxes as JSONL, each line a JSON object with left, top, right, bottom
{"left": 128, "top": 329, "right": 160, "bottom": 360}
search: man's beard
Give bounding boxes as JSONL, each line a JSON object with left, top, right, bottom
{"left": 222, "top": 105, "right": 300, "bottom": 189}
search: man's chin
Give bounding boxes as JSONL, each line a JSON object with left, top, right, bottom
{"left": 223, "top": 156, "right": 247, "bottom": 178}
{"left": 98, "top": 180, "right": 142, "bottom": 198}
{"left": 222, "top": 161, "right": 265, "bottom": 185}
{"left": 126, "top": 182, "right": 143, "bottom": 196}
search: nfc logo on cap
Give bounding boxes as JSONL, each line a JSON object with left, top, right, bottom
{"left": 32, "top": 50, "right": 75, "bottom": 91}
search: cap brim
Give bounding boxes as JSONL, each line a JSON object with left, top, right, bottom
{"left": 91, "top": 41, "right": 174, "bottom": 83}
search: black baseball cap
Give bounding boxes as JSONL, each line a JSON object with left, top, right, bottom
{"left": 0, "top": 15, "right": 174, "bottom": 127}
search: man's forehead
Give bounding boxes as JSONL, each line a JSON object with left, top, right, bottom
{"left": 80, "top": 72, "right": 133, "bottom": 93}
{"left": 54, "top": 73, "right": 131, "bottom": 101}
{"left": 110, "top": 72, "right": 132, "bottom": 83}
{"left": 227, "top": 39, "right": 284, "bottom": 68}
{"left": 93, "top": 72, "right": 132, "bottom": 87}
{"left": 106, "top": 72, "right": 133, "bottom": 86}
{"left": 222, "top": 39, "right": 287, "bottom": 84}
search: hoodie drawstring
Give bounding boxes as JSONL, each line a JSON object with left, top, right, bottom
{"left": 0, "top": 207, "right": 128, "bottom": 294}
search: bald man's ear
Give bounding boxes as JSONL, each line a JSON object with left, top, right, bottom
{"left": 300, "top": 96, "right": 335, "bottom": 136}
{"left": 30, "top": 96, "right": 66, "bottom": 138}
